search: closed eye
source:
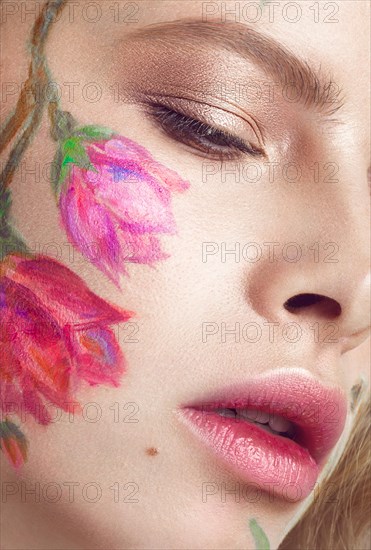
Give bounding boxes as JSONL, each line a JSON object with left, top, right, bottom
{"left": 143, "top": 103, "right": 265, "bottom": 161}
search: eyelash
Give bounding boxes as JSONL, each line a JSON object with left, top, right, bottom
{"left": 144, "top": 103, "right": 264, "bottom": 161}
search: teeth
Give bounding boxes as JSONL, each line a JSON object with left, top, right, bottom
{"left": 239, "top": 409, "right": 270, "bottom": 424}
{"left": 268, "top": 415, "right": 292, "bottom": 433}
{"left": 214, "top": 408, "right": 236, "bottom": 419}
{"left": 214, "top": 408, "right": 293, "bottom": 436}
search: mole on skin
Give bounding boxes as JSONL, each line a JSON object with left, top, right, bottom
{"left": 146, "top": 447, "right": 159, "bottom": 456}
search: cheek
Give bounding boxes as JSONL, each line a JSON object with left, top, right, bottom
{"left": 2, "top": 62, "right": 192, "bottom": 468}
{"left": 317, "top": 338, "right": 370, "bottom": 480}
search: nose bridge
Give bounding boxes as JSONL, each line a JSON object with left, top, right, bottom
{"left": 329, "top": 177, "right": 370, "bottom": 334}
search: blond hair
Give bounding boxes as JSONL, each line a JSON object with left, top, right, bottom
{"left": 279, "top": 395, "right": 370, "bottom": 550}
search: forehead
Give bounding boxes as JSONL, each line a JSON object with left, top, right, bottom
{"left": 46, "top": 0, "right": 370, "bottom": 57}
{"left": 49, "top": 1, "right": 369, "bottom": 140}
{"left": 46, "top": 1, "right": 369, "bottom": 110}
{"left": 68, "top": 1, "right": 369, "bottom": 51}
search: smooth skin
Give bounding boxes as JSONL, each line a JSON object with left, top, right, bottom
{"left": 0, "top": 1, "right": 370, "bottom": 548}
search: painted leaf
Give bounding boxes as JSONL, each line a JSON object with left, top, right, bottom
{"left": 249, "top": 518, "right": 270, "bottom": 550}
{"left": 73, "top": 125, "right": 114, "bottom": 140}
{"left": 0, "top": 419, "right": 28, "bottom": 468}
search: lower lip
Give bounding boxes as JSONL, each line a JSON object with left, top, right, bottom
{"left": 181, "top": 408, "right": 318, "bottom": 502}
{"left": 179, "top": 373, "right": 347, "bottom": 503}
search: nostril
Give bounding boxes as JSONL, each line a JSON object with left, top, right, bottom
{"left": 285, "top": 294, "right": 324, "bottom": 309}
{"left": 284, "top": 293, "right": 342, "bottom": 319}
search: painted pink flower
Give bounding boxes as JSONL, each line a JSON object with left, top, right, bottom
{"left": 53, "top": 126, "right": 189, "bottom": 285}
{"left": 0, "top": 253, "right": 133, "bottom": 466}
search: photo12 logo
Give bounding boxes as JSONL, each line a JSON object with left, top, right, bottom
{"left": 201, "top": 2, "right": 340, "bottom": 24}
{"left": 0, "top": 2, "right": 141, "bottom": 24}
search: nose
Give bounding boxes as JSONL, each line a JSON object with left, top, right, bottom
{"left": 246, "top": 256, "right": 370, "bottom": 354}
{"left": 244, "top": 150, "right": 371, "bottom": 355}
{"left": 245, "top": 154, "right": 371, "bottom": 355}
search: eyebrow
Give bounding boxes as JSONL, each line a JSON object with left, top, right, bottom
{"left": 127, "top": 19, "right": 344, "bottom": 119}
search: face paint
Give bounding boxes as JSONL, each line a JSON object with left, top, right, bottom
{"left": 249, "top": 518, "right": 270, "bottom": 550}
{"left": 0, "top": 0, "right": 189, "bottom": 468}
{"left": 0, "top": 253, "right": 133, "bottom": 467}
{"left": 0, "top": 419, "right": 28, "bottom": 468}
{"left": 52, "top": 125, "right": 190, "bottom": 287}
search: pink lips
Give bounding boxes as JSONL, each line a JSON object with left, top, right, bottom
{"left": 180, "top": 372, "right": 347, "bottom": 502}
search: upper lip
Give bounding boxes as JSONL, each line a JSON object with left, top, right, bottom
{"left": 180, "top": 370, "right": 347, "bottom": 470}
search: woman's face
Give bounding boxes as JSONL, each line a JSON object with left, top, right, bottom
{"left": 2, "top": 1, "right": 370, "bottom": 548}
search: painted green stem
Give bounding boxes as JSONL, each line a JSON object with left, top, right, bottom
{"left": 0, "top": 0, "right": 67, "bottom": 155}
{"left": 0, "top": 0, "right": 67, "bottom": 234}
{"left": 0, "top": 189, "right": 28, "bottom": 260}
{"left": 249, "top": 518, "right": 271, "bottom": 550}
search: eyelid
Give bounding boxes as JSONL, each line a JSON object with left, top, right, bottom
{"left": 144, "top": 104, "right": 265, "bottom": 161}
{"left": 138, "top": 92, "right": 266, "bottom": 151}
{"left": 138, "top": 94, "right": 266, "bottom": 160}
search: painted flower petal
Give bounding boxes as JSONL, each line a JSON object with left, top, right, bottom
{"left": 0, "top": 420, "right": 28, "bottom": 468}
{"left": 117, "top": 231, "right": 169, "bottom": 264}
{"left": 68, "top": 325, "right": 125, "bottom": 386}
{"left": 1, "top": 278, "right": 72, "bottom": 422}
{"left": 3, "top": 254, "right": 132, "bottom": 326}
{"left": 0, "top": 253, "right": 133, "bottom": 438}
{"left": 102, "top": 137, "right": 189, "bottom": 193}
{"left": 84, "top": 148, "right": 176, "bottom": 234}
{"left": 56, "top": 132, "right": 189, "bottom": 284}
{"left": 60, "top": 175, "right": 123, "bottom": 284}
